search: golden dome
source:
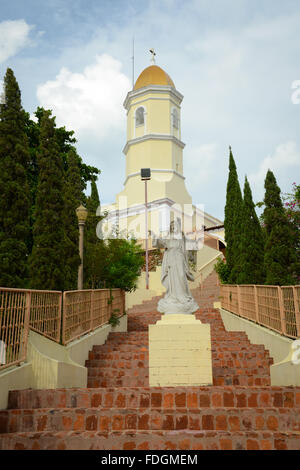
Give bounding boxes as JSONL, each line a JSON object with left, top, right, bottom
{"left": 134, "top": 65, "right": 175, "bottom": 90}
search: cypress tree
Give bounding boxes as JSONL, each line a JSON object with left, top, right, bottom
{"left": 23, "top": 110, "right": 40, "bottom": 256}
{"left": 86, "top": 178, "right": 101, "bottom": 244}
{"left": 62, "top": 149, "right": 82, "bottom": 290}
{"left": 0, "top": 68, "right": 31, "bottom": 287}
{"left": 236, "top": 177, "right": 265, "bottom": 284}
{"left": 24, "top": 106, "right": 100, "bottom": 227}
{"left": 23, "top": 106, "right": 101, "bottom": 290}
{"left": 29, "top": 110, "right": 65, "bottom": 290}
{"left": 224, "top": 147, "right": 243, "bottom": 283}
{"left": 263, "top": 170, "right": 297, "bottom": 285}
{"left": 83, "top": 179, "right": 103, "bottom": 289}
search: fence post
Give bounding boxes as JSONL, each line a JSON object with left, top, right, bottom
{"left": 57, "top": 292, "right": 62, "bottom": 344}
{"left": 21, "top": 291, "right": 31, "bottom": 360}
{"left": 122, "top": 290, "right": 126, "bottom": 315}
{"left": 292, "top": 286, "right": 300, "bottom": 338}
{"left": 62, "top": 291, "right": 66, "bottom": 345}
{"left": 237, "top": 285, "right": 241, "bottom": 316}
{"left": 254, "top": 286, "right": 259, "bottom": 323}
{"left": 277, "top": 286, "right": 287, "bottom": 336}
{"left": 91, "top": 290, "right": 95, "bottom": 331}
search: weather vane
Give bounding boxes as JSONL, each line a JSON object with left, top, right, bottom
{"left": 149, "top": 48, "right": 156, "bottom": 65}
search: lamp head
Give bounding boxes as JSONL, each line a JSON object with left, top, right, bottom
{"left": 76, "top": 205, "right": 88, "bottom": 223}
{"left": 141, "top": 168, "right": 151, "bottom": 180}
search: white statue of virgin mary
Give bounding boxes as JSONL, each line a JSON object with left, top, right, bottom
{"left": 151, "top": 220, "right": 199, "bottom": 314}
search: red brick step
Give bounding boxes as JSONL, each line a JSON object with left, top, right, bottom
{"left": 1, "top": 270, "right": 299, "bottom": 450}
{"left": 1, "top": 429, "right": 300, "bottom": 450}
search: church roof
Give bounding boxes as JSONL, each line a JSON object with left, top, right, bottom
{"left": 134, "top": 65, "right": 175, "bottom": 90}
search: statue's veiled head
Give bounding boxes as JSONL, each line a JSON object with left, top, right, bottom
{"left": 169, "top": 219, "right": 181, "bottom": 235}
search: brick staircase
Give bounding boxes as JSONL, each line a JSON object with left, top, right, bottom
{"left": 0, "top": 271, "right": 299, "bottom": 450}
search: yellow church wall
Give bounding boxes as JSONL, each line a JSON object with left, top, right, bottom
{"left": 147, "top": 99, "right": 171, "bottom": 134}
{"left": 172, "top": 144, "right": 183, "bottom": 174}
{"left": 165, "top": 177, "right": 192, "bottom": 206}
{"left": 135, "top": 123, "right": 145, "bottom": 139}
{"left": 118, "top": 171, "right": 191, "bottom": 209}
{"left": 118, "top": 177, "right": 162, "bottom": 208}
{"left": 126, "top": 140, "right": 173, "bottom": 175}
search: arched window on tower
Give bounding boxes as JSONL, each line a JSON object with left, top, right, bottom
{"left": 172, "top": 107, "right": 179, "bottom": 129}
{"left": 135, "top": 107, "right": 145, "bottom": 127}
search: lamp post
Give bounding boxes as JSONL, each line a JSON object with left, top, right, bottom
{"left": 141, "top": 168, "right": 151, "bottom": 289}
{"left": 76, "top": 204, "right": 88, "bottom": 290}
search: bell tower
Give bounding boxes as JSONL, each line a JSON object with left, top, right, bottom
{"left": 116, "top": 57, "right": 192, "bottom": 209}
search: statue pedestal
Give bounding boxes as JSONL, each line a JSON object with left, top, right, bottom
{"left": 149, "top": 314, "right": 213, "bottom": 387}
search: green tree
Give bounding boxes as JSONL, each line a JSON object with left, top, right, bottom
{"left": 29, "top": 110, "right": 66, "bottom": 290}
{"left": 84, "top": 239, "right": 108, "bottom": 289}
{"left": 214, "top": 257, "right": 230, "bottom": 284}
{"left": 23, "top": 107, "right": 101, "bottom": 289}
{"left": 104, "top": 236, "right": 145, "bottom": 292}
{"left": 84, "top": 178, "right": 103, "bottom": 289}
{"left": 24, "top": 107, "right": 99, "bottom": 212}
{"left": 86, "top": 178, "right": 101, "bottom": 242}
{"left": 224, "top": 147, "right": 244, "bottom": 283}
{"left": 262, "top": 170, "right": 297, "bottom": 285}
{"left": 0, "top": 68, "right": 31, "bottom": 287}
{"left": 62, "top": 149, "right": 82, "bottom": 290}
{"left": 236, "top": 177, "right": 265, "bottom": 284}
{"left": 83, "top": 198, "right": 144, "bottom": 291}
{"left": 283, "top": 182, "right": 300, "bottom": 255}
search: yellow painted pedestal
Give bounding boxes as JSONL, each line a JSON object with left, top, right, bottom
{"left": 149, "top": 314, "right": 213, "bottom": 386}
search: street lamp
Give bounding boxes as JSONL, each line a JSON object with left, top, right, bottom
{"left": 141, "top": 168, "right": 151, "bottom": 289}
{"left": 76, "top": 204, "right": 88, "bottom": 290}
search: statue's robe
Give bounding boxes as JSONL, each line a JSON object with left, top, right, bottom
{"left": 153, "top": 234, "right": 199, "bottom": 314}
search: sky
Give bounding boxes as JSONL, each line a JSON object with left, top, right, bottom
{"left": 1, "top": 0, "right": 300, "bottom": 221}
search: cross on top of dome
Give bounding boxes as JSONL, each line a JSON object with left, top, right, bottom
{"left": 149, "top": 48, "right": 156, "bottom": 65}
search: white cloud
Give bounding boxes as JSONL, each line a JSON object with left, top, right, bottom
{"left": 244, "top": 13, "right": 300, "bottom": 41}
{"left": 36, "top": 54, "right": 131, "bottom": 138}
{"left": 0, "top": 20, "right": 32, "bottom": 63}
{"left": 248, "top": 141, "right": 300, "bottom": 199}
{"left": 184, "top": 143, "right": 218, "bottom": 197}
{"left": 23, "top": 3, "right": 299, "bottom": 218}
